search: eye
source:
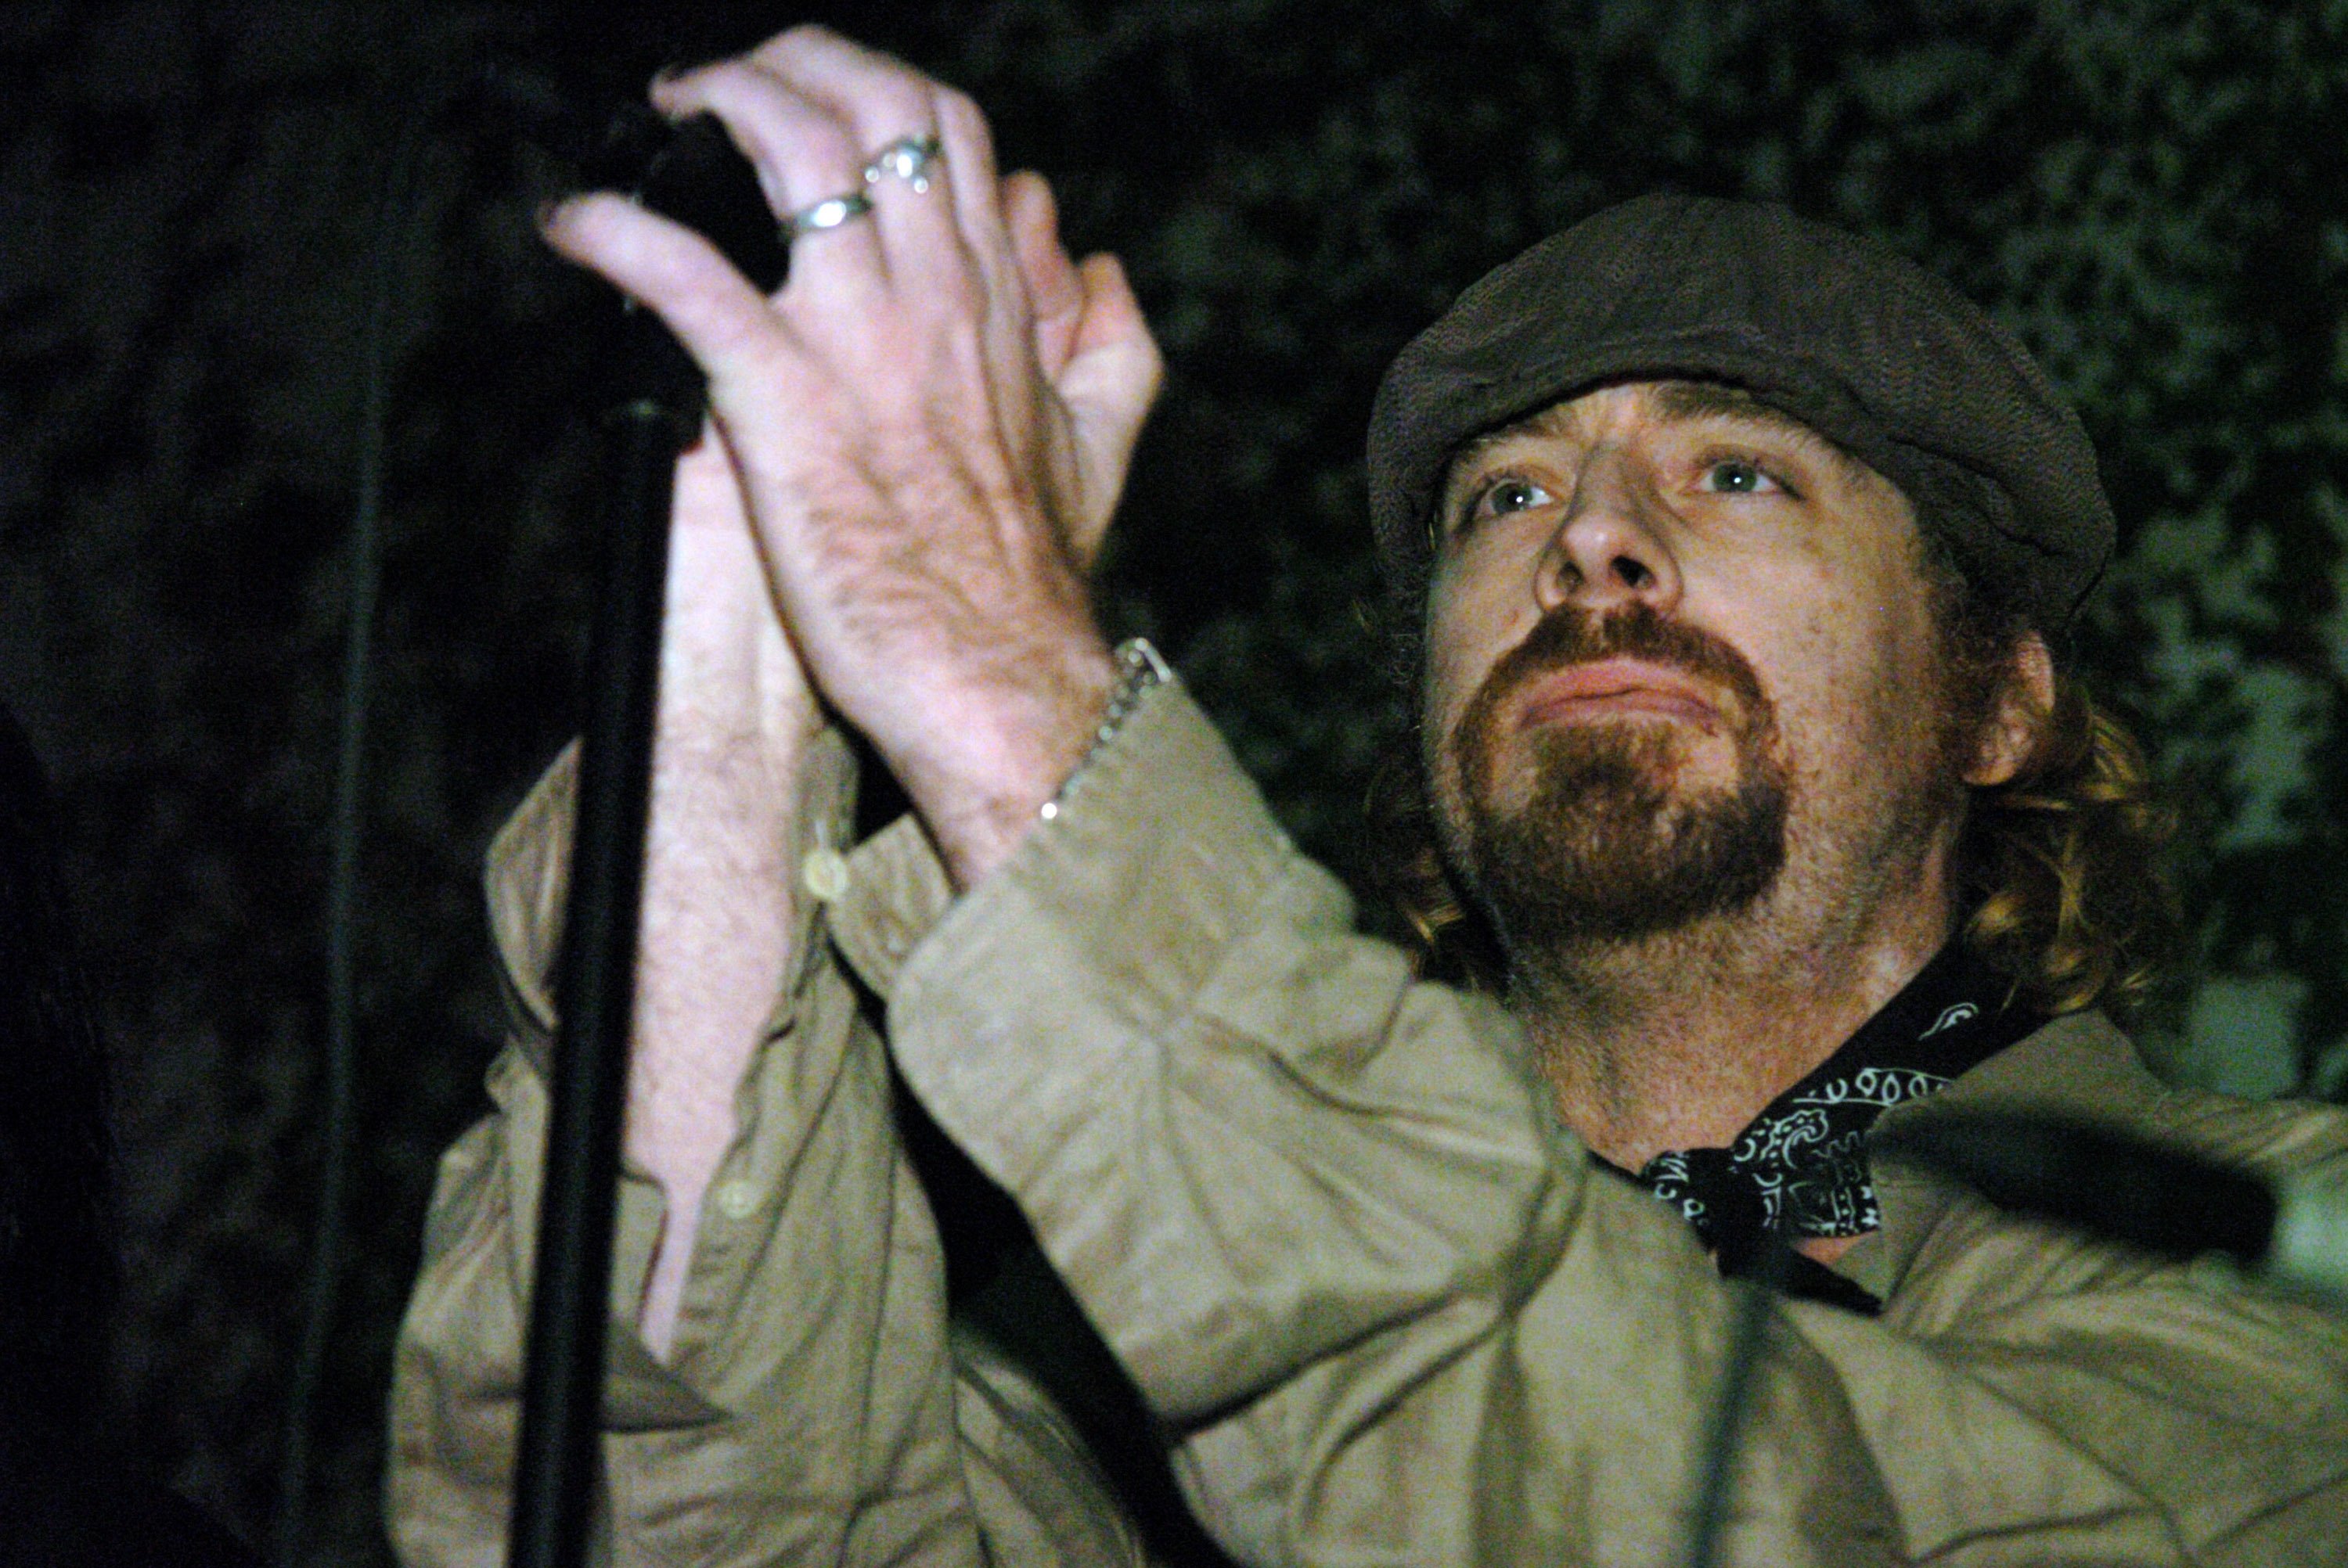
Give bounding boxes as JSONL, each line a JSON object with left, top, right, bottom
{"left": 1457, "top": 477, "right": 1554, "bottom": 533}
{"left": 1698, "top": 458, "right": 1783, "bottom": 496}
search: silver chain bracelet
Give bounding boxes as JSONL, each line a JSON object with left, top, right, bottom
{"left": 1039, "top": 637, "right": 1173, "bottom": 822}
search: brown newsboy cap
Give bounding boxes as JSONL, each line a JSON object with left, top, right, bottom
{"left": 1367, "top": 193, "right": 2113, "bottom": 631}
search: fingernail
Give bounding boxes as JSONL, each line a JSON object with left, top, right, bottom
{"left": 535, "top": 196, "right": 583, "bottom": 236}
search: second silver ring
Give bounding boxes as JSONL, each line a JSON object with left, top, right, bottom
{"left": 862, "top": 134, "right": 945, "bottom": 195}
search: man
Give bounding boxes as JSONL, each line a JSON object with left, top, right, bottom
{"left": 391, "top": 26, "right": 2348, "bottom": 1566}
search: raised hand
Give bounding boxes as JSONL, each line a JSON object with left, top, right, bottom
{"left": 542, "top": 27, "right": 1163, "bottom": 885}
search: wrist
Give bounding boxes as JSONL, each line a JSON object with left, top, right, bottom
{"left": 907, "top": 635, "right": 1120, "bottom": 888}
{"left": 1039, "top": 637, "right": 1174, "bottom": 823}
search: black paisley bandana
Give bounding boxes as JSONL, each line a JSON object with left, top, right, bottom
{"left": 1613, "top": 942, "right": 2040, "bottom": 1295}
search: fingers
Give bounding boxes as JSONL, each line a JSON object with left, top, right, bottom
{"left": 670, "top": 28, "right": 989, "bottom": 303}
{"left": 746, "top": 27, "right": 932, "bottom": 152}
{"left": 1006, "top": 171, "right": 1084, "bottom": 376}
{"left": 751, "top": 29, "right": 1014, "bottom": 275}
{"left": 928, "top": 86, "right": 1014, "bottom": 293}
{"left": 746, "top": 30, "right": 973, "bottom": 284}
{"left": 1057, "top": 252, "right": 1166, "bottom": 560}
{"left": 557, "top": 29, "right": 1147, "bottom": 553}
{"left": 540, "top": 192, "right": 797, "bottom": 394}
{"left": 1071, "top": 253, "right": 1161, "bottom": 396}
{"left": 744, "top": 27, "right": 1035, "bottom": 426}
{"left": 991, "top": 167, "right": 1162, "bottom": 559}
{"left": 650, "top": 59, "right": 893, "bottom": 293}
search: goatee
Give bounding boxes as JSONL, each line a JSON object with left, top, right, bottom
{"left": 1444, "top": 603, "right": 1791, "bottom": 954}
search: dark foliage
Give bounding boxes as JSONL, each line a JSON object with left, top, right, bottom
{"left": 0, "top": 705, "right": 113, "bottom": 1454}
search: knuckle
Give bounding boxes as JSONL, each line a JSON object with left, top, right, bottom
{"left": 801, "top": 117, "right": 861, "bottom": 171}
{"left": 772, "top": 22, "right": 836, "bottom": 54}
{"left": 869, "top": 84, "right": 933, "bottom": 136}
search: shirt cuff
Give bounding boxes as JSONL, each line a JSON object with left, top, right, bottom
{"left": 825, "top": 814, "right": 957, "bottom": 1000}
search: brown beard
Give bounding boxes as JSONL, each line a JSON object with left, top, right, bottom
{"left": 1443, "top": 602, "right": 1792, "bottom": 953}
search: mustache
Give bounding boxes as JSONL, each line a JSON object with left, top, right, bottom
{"left": 1470, "top": 602, "right": 1767, "bottom": 735}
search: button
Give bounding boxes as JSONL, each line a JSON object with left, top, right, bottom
{"left": 711, "top": 1179, "right": 759, "bottom": 1221}
{"left": 800, "top": 847, "right": 851, "bottom": 901}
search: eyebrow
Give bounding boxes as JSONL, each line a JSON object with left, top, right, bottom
{"left": 1442, "top": 400, "right": 1579, "bottom": 485}
{"left": 1439, "top": 379, "right": 1867, "bottom": 501}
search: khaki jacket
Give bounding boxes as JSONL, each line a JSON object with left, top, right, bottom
{"left": 390, "top": 682, "right": 2348, "bottom": 1566}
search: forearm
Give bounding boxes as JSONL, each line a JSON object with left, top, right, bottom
{"left": 389, "top": 739, "right": 986, "bottom": 1566}
{"left": 624, "top": 436, "right": 823, "bottom": 1355}
{"left": 625, "top": 708, "right": 805, "bottom": 1354}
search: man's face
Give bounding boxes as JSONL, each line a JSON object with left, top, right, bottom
{"left": 1421, "top": 380, "right": 1973, "bottom": 958}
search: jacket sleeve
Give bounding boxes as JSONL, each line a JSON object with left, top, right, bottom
{"left": 882, "top": 680, "right": 2348, "bottom": 1567}
{"left": 384, "top": 737, "right": 991, "bottom": 1568}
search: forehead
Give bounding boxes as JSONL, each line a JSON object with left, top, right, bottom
{"left": 1442, "top": 379, "right": 1877, "bottom": 485}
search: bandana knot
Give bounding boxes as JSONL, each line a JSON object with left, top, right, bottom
{"left": 1616, "top": 944, "right": 2040, "bottom": 1289}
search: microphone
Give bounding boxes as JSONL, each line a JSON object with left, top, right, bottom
{"left": 466, "top": 61, "right": 787, "bottom": 284}
{"left": 461, "top": 62, "right": 787, "bottom": 419}
{"left": 1872, "top": 1111, "right": 2348, "bottom": 1310}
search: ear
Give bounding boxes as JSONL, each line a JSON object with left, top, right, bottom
{"left": 1965, "top": 631, "right": 2056, "bottom": 787}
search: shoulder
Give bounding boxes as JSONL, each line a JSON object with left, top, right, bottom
{"left": 1854, "top": 1011, "right": 2348, "bottom": 1320}
{"left": 1940, "top": 1009, "right": 2348, "bottom": 1174}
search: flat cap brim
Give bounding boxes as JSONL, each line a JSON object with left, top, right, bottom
{"left": 1367, "top": 194, "right": 2113, "bottom": 631}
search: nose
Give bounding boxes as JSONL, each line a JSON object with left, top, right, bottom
{"left": 1533, "top": 448, "right": 1683, "bottom": 615}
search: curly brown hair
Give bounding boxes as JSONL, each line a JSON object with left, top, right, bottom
{"left": 1946, "top": 646, "right": 2179, "bottom": 1017}
{"left": 1370, "top": 555, "right": 2178, "bottom": 1019}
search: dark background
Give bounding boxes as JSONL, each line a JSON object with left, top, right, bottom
{"left": 5, "top": 1, "right": 2346, "bottom": 1561}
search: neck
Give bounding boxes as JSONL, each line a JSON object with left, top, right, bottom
{"left": 1511, "top": 835, "right": 1957, "bottom": 1171}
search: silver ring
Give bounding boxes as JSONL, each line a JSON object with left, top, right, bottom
{"left": 780, "top": 189, "right": 874, "bottom": 243}
{"left": 862, "top": 134, "right": 943, "bottom": 195}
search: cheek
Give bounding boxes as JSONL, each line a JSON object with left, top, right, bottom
{"left": 1418, "top": 605, "right": 1503, "bottom": 813}
{"left": 1421, "top": 657, "right": 1472, "bottom": 752}
{"left": 1421, "top": 525, "right": 1557, "bottom": 728}
{"left": 1766, "top": 589, "right": 1946, "bottom": 793}
{"left": 1419, "top": 661, "right": 1478, "bottom": 815}
{"left": 1705, "top": 571, "right": 1860, "bottom": 752}
{"left": 1421, "top": 588, "right": 1496, "bottom": 740}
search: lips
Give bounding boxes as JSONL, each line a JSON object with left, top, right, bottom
{"left": 1512, "top": 657, "right": 1725, "bottom": 734}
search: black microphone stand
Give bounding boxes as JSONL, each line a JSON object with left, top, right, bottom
{"left": 506, "top": 116, "right": 785, "bottom": 1568}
